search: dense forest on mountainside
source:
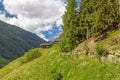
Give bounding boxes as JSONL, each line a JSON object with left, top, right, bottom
{"left": 60, "top": 0, "right": 119, "bottom": 52}
{"left": 0, "top": 20, "right": 46, "bottom": 68}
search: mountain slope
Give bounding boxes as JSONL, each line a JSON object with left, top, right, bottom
{"left": 49, "top": 33, "right": 62, "bottom": 42}
{"left": 0, "top": 20, "right": 46, "bottom": 68}
{"left": 0, "top": 29, "right": 120, "bottom": 80}
{"left": 0, "top": 46, "right": 119, "bottom": 80}
{"left": 49, "top": 33, "right": 62, "bottom": 44}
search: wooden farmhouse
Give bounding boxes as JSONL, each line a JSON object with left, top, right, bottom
{"left": 40, "top": 43, "right": 51, "bottom": 48}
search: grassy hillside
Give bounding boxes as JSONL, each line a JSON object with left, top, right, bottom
{"left": 97, "top": 29, "right": 120, "bottom": 51}
{"left": 75, "top": 29, "right": 120, "bottom": 55}
{"left": 0, "top": 20, "right": 46, "bottom": 68}
{"left": 0, "top": 49, "right": 119, "bottom": 80}
{"left": 0, "top": 29, "right": 120, "bottom": 80}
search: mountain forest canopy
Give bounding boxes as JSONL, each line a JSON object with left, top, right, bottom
{"left": 60, "top": 0, "right": 119, "bottom": 52}
{"left": 0, "top": 20, "right": 46, "bottom": 68}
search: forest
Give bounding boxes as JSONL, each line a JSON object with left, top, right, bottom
{"left": 0, "top": 21, "right": 46, "bottom": 68}
{"left": 60, "top": 0, "right": 119, "bottom": 52}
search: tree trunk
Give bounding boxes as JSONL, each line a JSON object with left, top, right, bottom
{"left": 86, "top": 27, "right": 89, "bottom": 55}
{"left": 118, "top": 0, "right": 120, "bottom": 20}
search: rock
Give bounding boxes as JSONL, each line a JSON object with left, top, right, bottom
{"left": 108, "top": 51, "right": 115, "bottom": 55}
{"left": 107, "top": 54, "right": 116, "bottom": 61}
{"left": 118, "top": 23, "right": 120, "bottom": 29}
{"left": 115, "top": 51, "right": 120, "bottom": 57}
{"left": 75, "top": 49, "right": 82, "bottom": 53}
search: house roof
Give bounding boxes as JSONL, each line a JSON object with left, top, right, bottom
{"left": 40, "top": 43, "right": 51, "bottom": 46}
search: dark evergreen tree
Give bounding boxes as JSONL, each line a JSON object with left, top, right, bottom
{"left": 79, "top": 0, "right": 119, "bottom": 38}
{"left": 60, "top": 0, "right": 77, "bottom": 52}
{"left": 60, "top": 0, "right": 119, "bottom": 52}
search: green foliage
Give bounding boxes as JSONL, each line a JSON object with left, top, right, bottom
{"left": 0, "top": 57, "right": 9, "bottom": 68}
{"left": 60, "top": 0, "right": 79, "bottom": 52}
{"left": 51, "top": 69, "right": 63, "bottom": 80}
{"left": 0, "top": 48, "right": 119, "bottom": 80}
{"left": 60, "top": 0, "right": 119, "bottom": 52}
{"left": 0, "top": 21, "right": 46, "bottom": 68}
{"left": 0, "top": 48, "right": 42, "bottom": 77}
{"left": 23, "top": 48, "right": 42, "bottom": 62}
{"left": 79, "top": 0, "right": 119, "bottom": 37}
{"left": 95, "top": 43, "right": 108, "bottom": 56}
{"left": 97, "top": 29, "right": 120, "bottom": 51}
{"left": 0, "top": 0, "right": 120, "bottom": 79}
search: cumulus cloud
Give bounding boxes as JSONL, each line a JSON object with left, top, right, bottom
{"left": 38, "top": 32, "right": 48, "bottom": 41}
{"left": 0, "top": 0, "right": 65, "bottom": 40}
{"left": 0, "top": 11, "right": 2, "bottom": 14}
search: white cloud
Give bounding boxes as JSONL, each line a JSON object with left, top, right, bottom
{"left": 56, "top": 18, "right": 63, "bottom": 27}
{"left": 0, "top": 11, "right": 2, "bottom": 14}
{"left": 48, "top": 31, "right": 53, "bottom": 35}
{"left": 38, "top": 32, "right": 48, "bottom": 41}
{"left": 0, "top": 0, "right": 65, "bottom": 40}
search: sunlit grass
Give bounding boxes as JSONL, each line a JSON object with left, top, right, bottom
{"left": 0, "top": 30, "right": 120, "bottom": 80}
{"left": 0, "top": 48, "right": 119, "bottom": 80}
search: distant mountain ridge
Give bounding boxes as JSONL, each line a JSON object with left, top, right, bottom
{"left": 49, "top": 33, "right": 62, "bottom": 44}
{"left": 0, "top": 20, "right": 46, "bottom": 68}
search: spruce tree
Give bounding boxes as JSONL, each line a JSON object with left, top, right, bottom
{"left": 60, "top": 0, "right": 77, "bottom": 52}
{"left": 79, "top": 0, "right": 119, "bottom": 38}
{"left": 60, "top": 0, "right": 119, "bottom": 52}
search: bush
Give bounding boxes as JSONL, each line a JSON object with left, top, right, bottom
{"left": 51, "top": 69, "right": 63, "bottom": 80}
{"left": 22, "top": 48, "right": 42, "bottom": 63}
{"left": 95, "top": 43, "right": 108, "bottom": 56}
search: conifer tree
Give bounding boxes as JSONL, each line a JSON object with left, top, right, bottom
{"left": 60, "top": 0, "right": 119, "bottom": 52}
{"left": 60, "top": 0, "right": 77, "bottom": 52}
{"left": 79, "top": 0, "right": 119, "bottom": 38}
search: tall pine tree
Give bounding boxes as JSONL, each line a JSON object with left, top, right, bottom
{"left": 79, "top": 0, "right": 119, "bottom": 38}
{"left": 60, "top": 0, "right": 119, "bottom": 52}
{"left": 60, "top": 0, "right": 77, "bottom": 52}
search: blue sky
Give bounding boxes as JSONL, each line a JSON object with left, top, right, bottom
{"left": 0, "top": 0, "right": 16, "bottom": 18}
{"left": 0, "top": 0, "right": 80, "bottom": 41}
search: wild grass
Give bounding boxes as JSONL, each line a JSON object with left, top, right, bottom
{"left": 0, "top": 30, "right": 120, "bottom": 80}
{"left": 0, "top": 48, "right": 42, "bottom": 78}
{"left": 0, "top": 48, "right": 119, "bottom": 80}
{"left": 98, "top": 29, "right": 120, "bottom": 51}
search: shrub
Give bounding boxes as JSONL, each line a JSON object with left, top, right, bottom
{"left": 22, "top": 48, "right": 42, "bottom": 63}
{"left": 95, "top": 43, "right": 108, "bottom": 61}
{"left": 95, "top": 43, "right": 108, "bottom": 56}
{"left": 51, "top": 69, "right": 63, "bottom": 80}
